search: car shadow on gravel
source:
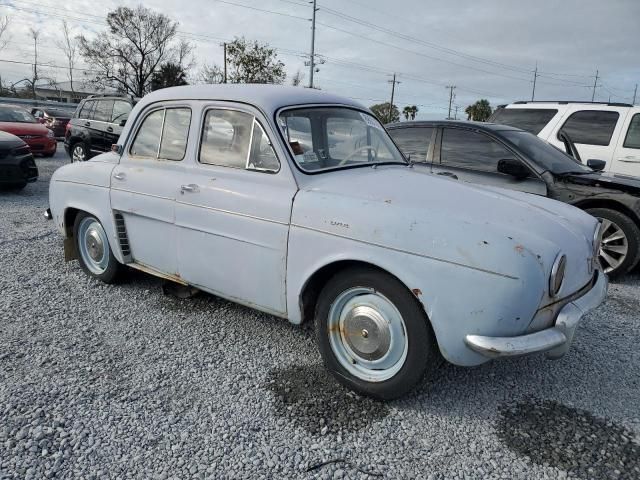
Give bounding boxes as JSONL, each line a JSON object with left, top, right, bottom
{"left": 266, "top": 364, "right": 389, "bottom": 435}
{"left": 497, "top": 399, "right": 640, "bottom": 479}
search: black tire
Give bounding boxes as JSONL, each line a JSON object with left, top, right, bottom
{"left": 73, "top": 212, "right": 122, "bottom": 284}
{"left": 315, "top": 266, "right": 441, "bottom": 400}
{"left": 70, "top": 142, "right": 89, "bottom": 163}
{"left": 586, "top": 208, "right": 640, "bottom": 278}
{"left": 42, "top": 152, "right": 55, "bottom": 158}
{"left": 0, "top": 182, "right": 26, "bottom": 191}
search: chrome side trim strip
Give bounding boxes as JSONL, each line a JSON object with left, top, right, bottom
{"left": 177, "top": 200, "right": 289, "bottom": 226}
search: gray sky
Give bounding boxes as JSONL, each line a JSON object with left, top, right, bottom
{"left": 1, "top": 0, "right": 638, "bottom": 119}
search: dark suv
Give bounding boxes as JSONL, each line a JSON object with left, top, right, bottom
{"left": 64, "top": 95, "right": 136, "bottom": 162}
{"left": 387, "top": 120, "right": 640, "bottom": 277}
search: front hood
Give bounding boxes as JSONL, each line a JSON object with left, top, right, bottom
{"left": 559, "top": 171, "right": 640, "bottom": 196}
{"left": 293, "top": 166, "right": 598, "bottom": 297}
{"left": 0, "top": 122, "right": 49, "bottom": 137}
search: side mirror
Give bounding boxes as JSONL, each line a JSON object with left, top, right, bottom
{"left": 119, "top": 119, "right": 127, "bottom": 127}
{"left": 497, "top": 158, "right": 531, "bottom": 179}
{"left": 587, "top": 159, "right": 606, "bottom": 172}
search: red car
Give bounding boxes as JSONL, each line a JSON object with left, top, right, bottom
{"left": 0, "top": 105, "right": 57, "bottom": 157}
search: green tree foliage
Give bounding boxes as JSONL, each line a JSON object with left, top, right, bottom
{"left": 465, "top": 99, "right": 492, "bottom": 122}
{"left": 225, "top": 37, "right": 286, "bottom": 84}
{"left": 402, "top": 105, "right": 418, "bottom": 120}
{"left": 370, "top": 102, "right": 400, "bottom": 123}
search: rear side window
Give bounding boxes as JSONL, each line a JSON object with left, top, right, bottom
{"left": 388, "top": 127, "right": 434, "bottom": 162}
{"left": 440, "top": 128, "right": 513, "bottom": 173}
{"left": 130, "top": 107, "right": 191, "bottom": 160}
{"left": 78, "top": 100, "right": 95, "bottom": 120}
{"left": 623, "top": 114, "right": 640, "bottom": 149}
{"left": 489, "top": 108, "right": 558, "bottom": 134}
{"left": 92, "top": 100, "right": 114, "bottom": 122}
{"left": 558, "top": 110, "right": 619, "bottom": 146}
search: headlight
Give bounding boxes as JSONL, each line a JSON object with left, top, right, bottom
{"left": 549, "top": 253, "right": 567, "bottom": 297}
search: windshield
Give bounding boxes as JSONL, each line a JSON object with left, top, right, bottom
{"left": 279, "top": 107, "right": 406, "bottom": 172}
{"left": 0, "top": 106, "right": 37, "bottom": 123}
{"left": 501, "top": 130, "right": 591, "bottom": 174}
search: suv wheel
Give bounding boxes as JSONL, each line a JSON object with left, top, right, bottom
{"left": 587, "top": 208, "right": 640, "bottom": 278}
{"left": 71, "top": 143, "right": 88, "bottom": 163}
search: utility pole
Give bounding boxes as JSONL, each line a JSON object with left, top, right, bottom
{"left": 633, "top": 84, "right": 638, "bottom": 105}
{"left": 308, "top": 0, "right": 318, "bottom": 89}
{"left": 531, "top": 62, "right": 538, "bottom": 101}
{"left": 454, "top": 105, "right": 459, "bottom": 120}
{"left": 446, "top": 85, "right": 456, "bottom": 119}
{"left": 223, "top": 42, "right": 227, "bottom": 83}
{"left": 591, "top": 69, "right": 599, "bottom": 102}
{"left": 387, "top": 73, "right": 400, "bottom": 123}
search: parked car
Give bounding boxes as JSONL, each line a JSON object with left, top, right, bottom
{"left": 31, "top": 106, "right": 73, "bottom": 138}
{"left": 48, "top": 85, "right": 607, "bottom": 399}
{"left": 65, "top": 94, "right": 136, "bottom": 162}
{"left": 0, "top": 131, "right": 38, "bottom": 190}
{"left": 489, "top": 101, "right": 640, "bottom": 177}
{"left": 387, "top": 120, "right": 640, "bottom": 277}
{"left": 0, "top": 105, "right": 57, "bottom": 157}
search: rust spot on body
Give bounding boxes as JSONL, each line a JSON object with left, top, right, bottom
{"left": 515, "top": 244, "right": 525, "bottom": 255}
{"left": 412, "top": 288, "right": 422, "bottom": 297}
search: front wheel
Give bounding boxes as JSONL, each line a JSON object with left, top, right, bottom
{"left": 73, "top": 212, "right": 122, "bottom": 283}
{"left": 71, "top": 143, "right": 88, "bottom": 163}
{"left": 587, "top": 208, "right": 640, "bottom": 278}
{"left": 315, "top": 267, "right": 440, "bottom": 400}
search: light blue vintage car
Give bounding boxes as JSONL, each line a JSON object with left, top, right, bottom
{"left": 48, "top": 85, "right": 607, "bottom": 399}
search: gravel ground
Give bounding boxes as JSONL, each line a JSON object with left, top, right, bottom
{"left": 1, "top": 146, "right": 639, "bottom": 479}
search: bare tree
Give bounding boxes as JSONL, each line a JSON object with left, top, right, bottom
{"left": 198, "top": 63, "right": 224, "bottom": 84}
{"left": 79, "top": 6, "right": 185, "bottom": 97}
{"left": 0, "top": 16, "right": 10, "bottom": 94}
{"left": 29, "top": 28, "right": 40, "bottom": 99}
{"left": 291, "top": 70, "right": 304, "bottom": 87}
{"left": 55, "top": 20, "right": 78, "bottom": 95}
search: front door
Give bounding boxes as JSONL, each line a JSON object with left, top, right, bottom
{"left": 432, "top": 127, "right": 547, "bottom": 195}
{"left": 612, "top": 112, "right": 640, "bottom": 176}
{"left": 110, "top": 105, "right": 192, "bottom": 277}
{"left": 175, "top": 104, "right": 296, "bottom": 316}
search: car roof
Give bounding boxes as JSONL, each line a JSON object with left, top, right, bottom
{"left": 138, "top": 84, "right": 367, "bottom": 113}
{"left": 386, "top": 119, "right": 521, "bottom": 132}
{"left": 502, "top": 101, "right": 635, "bottom": 108}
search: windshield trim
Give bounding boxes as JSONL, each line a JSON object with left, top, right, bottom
{"left": 274, "top": 103, "right": 408, "bottom": 175}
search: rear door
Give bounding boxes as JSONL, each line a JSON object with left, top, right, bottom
{"left": 110, "top": 104, "right": 192, "bottom": 277}
{"left": 105, "top": 100, "right": 133, "bottom": 148}
{"left": 611, "top": 111, "right": 640, "bottom": 176}
{"left": 90, "top": 99, "right": 114, "bottom": 153}
{"left": 432, "top": 126, "right": 547, "bottom": 195}
{"left": 547, "top": 107, "right": 627, "bottom": 169}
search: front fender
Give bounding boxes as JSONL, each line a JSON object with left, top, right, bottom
{"left": 286, "top": 225, "right": 544, "bottom": 366}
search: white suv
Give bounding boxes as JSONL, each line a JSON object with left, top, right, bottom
{"left": 490, "top": 101, "right": 640, "bottom": 176}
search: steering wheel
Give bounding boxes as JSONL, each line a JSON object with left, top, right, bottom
{"left": 338, "top": 145, "right": 378, "bottom": 165}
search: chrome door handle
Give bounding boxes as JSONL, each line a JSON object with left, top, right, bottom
{"left": 180, "top": 184, "right": 199, "bottom": 193}
{"left": 113, "top": 172, "right": 126, "bottom": 180}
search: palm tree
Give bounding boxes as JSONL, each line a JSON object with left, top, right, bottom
{"left": 409, "top": 105, "right": 418, "bottom": 120}
{"left": 402, "top": 106, "right": 411, "bottom": 121}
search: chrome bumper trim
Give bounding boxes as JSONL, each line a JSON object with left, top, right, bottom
{"left": 465, "top": 270, "right": 608, "bottom": 359}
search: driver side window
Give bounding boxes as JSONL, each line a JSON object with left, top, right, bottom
{"left": 440, "top": 128, "right": 513, "bottom": 173}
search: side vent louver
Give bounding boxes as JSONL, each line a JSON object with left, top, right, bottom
{"left": 114, "top": 212, "right": 132, "bottom": 262}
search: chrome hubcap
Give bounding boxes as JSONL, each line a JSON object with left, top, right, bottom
{"left": 78, "top": 217, "right": 109, "bottom": 275}
{"left": 597, "top": 218, "right": 628, "bottom": 273}
{"left": 72, "top": 145, "right": 86, "bottom": 162}
{"left": 328, "top": 287, "right": 408, "bottom": 382}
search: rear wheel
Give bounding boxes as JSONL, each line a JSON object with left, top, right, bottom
{"left": 73, "top": 212, "right": 122, "bottom": 283}
{"left": 71, "top": 143, "right": 88, "bottom": 163}
{"left": 587, "top": 208, "right": 640, "bottom": 278}
{"left": 315, "top": 266, "right": 440, "bottom": 400}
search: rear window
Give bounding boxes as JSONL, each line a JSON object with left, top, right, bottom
{"left": 388, "top": 127, "right": 434, "bottom": 162}
{"left": 557, "top": 110, "right": 619, "bottom": 146}
{"left": 489, "top": 108, "right": 558, "bottom": 134}
{"left": 623, "top": 114, "right": 640, "bottom": 149}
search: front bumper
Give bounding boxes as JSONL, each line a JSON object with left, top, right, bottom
{"left": 0, "top": 155, "right": 39, "bottom": 185}
{"left": 465, "top": 270, "right": 608, "bottom": 359}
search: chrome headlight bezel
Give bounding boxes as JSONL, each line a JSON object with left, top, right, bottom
{"left": 593, "top": 221, "right": 603, "bottom": 259}
{"left": 549, "top": 253, "right": 567, "bottom": 297}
